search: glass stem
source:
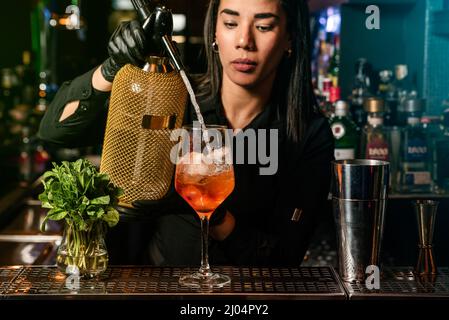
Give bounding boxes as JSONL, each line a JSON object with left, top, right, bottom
{"left": 199, "top": 215, "right": 211, "bottom": 276}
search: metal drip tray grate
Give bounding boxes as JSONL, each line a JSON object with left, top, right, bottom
{"left": 345, "top": 267, "right": 449, "bottom": 299}
{"left": 1, "top": 266, "right": 345, "bottom": 300}
{"left": 0, "top": 267, "right": 22, "bottom": 294}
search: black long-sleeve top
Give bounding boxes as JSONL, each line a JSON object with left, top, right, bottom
{"left": 38, "top": 67, "right": 334, "bottom": 266}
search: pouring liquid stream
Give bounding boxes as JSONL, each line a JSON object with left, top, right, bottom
{"left": 180, "top": 70, "right": 213, "bottom": 154}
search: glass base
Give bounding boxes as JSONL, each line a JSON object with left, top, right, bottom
{"left": 179, "top": 271, "right": 231, "bottom": 289}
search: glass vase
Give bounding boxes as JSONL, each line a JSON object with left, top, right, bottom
{"left": 56, "top": 221, "right": 109, "bottom": 279}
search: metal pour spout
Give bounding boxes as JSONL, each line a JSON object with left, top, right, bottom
{"left": 132, "top": 0, "right": 185, "bottom": 72}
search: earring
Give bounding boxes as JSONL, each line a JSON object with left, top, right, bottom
{"left": 212, "top": 41, "right": 219, "bottom": 53}
{"left": 287, "top": 48, "right": 292, "bottom": 58}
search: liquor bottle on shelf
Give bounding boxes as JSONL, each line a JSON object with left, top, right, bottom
{"left": 388, "top": 125, "right": 402, "bottom": 193}
{"left": 33, "top": 142, "right": 50, "bottom": 177}
{"left": 378, "top": 70, "right": 397, "bottom": 126}
{"left": 399, "top": 99, "right": 432, "bottom": 193}
{"left": 360, "top": 97, "right": 389, "bottom": 161}
{"left": 328, "top": 35, "right": 340, "bottom": 88}
{"left": 18, "top": 126, "right": 33, "bottom": 183}
{"left": 330, "top": 100, "right": 359, "bottom": 160}
{"left": 0, "top": 76, "right": 7, "bottom": 144}
{"left": 319, "top": 77, "right": 333, "bottom": 117}
{"left": 393, "top": 65, "right": 415, "bottom": 102}
{"left": 350, "top": 58, "right": 373, "bottom": 129}
{"left": 327, "top": 85, "right": 341, "bottom": 118}
{"left": 435, "top": 109, "right": 449, "bottom": 192}
{"left": 15, "top": 51, "right": 36, "bottom": 107}
{"left": 0, "top": 68, "right": 16, "bottom": 146}
{"left": 330, "top": 86, "right": 341, "bottom": 104}
{"left": 317, "top": 35, "right": 331, "bottom": 87}
{"left": 378, "top": 70, "right": 393, "bottom": 98}
{"left": 9, "top": 53, "right": 36, "bottom": 143}
{"left": 421, "top": 115, "right": 442, "bottom": 192}
{"left": 393, "top": 65, "right": 418, "bottom": 126}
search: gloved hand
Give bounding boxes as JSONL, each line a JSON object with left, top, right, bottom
{"left": 101, "top": 20, "right": 146, "bottom": 82}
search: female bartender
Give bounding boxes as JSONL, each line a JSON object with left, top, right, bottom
{"left": 39, "top": 0, "right": 334, "bottom": 266}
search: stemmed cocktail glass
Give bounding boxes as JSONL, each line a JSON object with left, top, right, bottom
{"left": 175, "top": 125, "right": 234, "bottom": 288}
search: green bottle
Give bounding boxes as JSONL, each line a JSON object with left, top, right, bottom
{"left": 330, "top": 101, "right": 359, "bottom": 160}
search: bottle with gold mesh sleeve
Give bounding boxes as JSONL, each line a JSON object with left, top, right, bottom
{"left": 100, "top": 3, "right": 188, "bottom": 207}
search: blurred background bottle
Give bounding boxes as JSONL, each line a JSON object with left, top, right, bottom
{"left": 360, "top": 98, "right": 389, "bottom": 161}
{"left": 328, "top": 34, "right": 340, "bottom": 88}
{"left": 1, "top": 68, "right": 16, "bottom": 145}
{"left": 394, "top": 64, "right": 418, "bottom": 127}
{"left": 350, "top": 58, "right": 373, "bottom": 129}
{"left": 319, "top": 77, "right": 333, "bottom": 117}
{"left": 388, "top": 126, "right": 402, "bottom": 193}
{"left": 330, "top": 100, "right": 358, "bottom": 160}
{"left": 33, "top": 141, "right": 50, "bottom": 177}
{"left": 435, "top": 109, "right": 449, "bottom": 192}
{"left": 378, "top": 69, "right": 397, "bottom": 126}
{"left": 18, "top": 126, "right": 32, "bottom": 184}
{"left": 399, "top": 99, "right": 431, "bottom": 193}
{"left": 421, "top": 115, "right": 442, "bottom": 193}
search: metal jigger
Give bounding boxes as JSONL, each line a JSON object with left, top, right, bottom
{"left": 414, "top": 200, "right": 438, "bottom": 279}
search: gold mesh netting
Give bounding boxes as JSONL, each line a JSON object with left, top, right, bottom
{"left": 100, "top": 64, "right": 188, "bottom": 205}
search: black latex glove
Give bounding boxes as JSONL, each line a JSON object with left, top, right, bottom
{"left": 129, "top": 186, "right": 228, "bottom": 226}
{"left": 101, "top": 20, "right": 146, "bottom": 82}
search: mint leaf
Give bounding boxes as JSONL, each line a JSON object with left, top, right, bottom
{"left": 47, "top": 208, "right": 67, "bottom": 221}
{"left": 103, "top": 207, "right": 120, "bottom": 227}
{"left": 39, "top": 159, "right": 123, "bottom": 231}
{"left": 91, "top": 196, "right": 110, "bottom": 205}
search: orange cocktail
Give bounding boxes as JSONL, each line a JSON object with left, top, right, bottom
{"left": 174, "top": 125, "right": 234, "bottom": 289}
{"left": 175, "top": 168, "right": 234, "bottom": 219}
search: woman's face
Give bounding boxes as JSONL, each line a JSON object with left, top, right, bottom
{"left": 215, "top": 0, "right": 290, "bottom": 89}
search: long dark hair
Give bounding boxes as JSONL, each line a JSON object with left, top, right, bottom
{"left": 196, "top": 0, "right": 317, "bottom": 143}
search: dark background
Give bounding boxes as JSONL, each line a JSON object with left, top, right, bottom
{"left": 0, "top": 0, "right": 210, "bottom": 83}
{"left": 1, "top": 0, "right": 449, "bottom": 268}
